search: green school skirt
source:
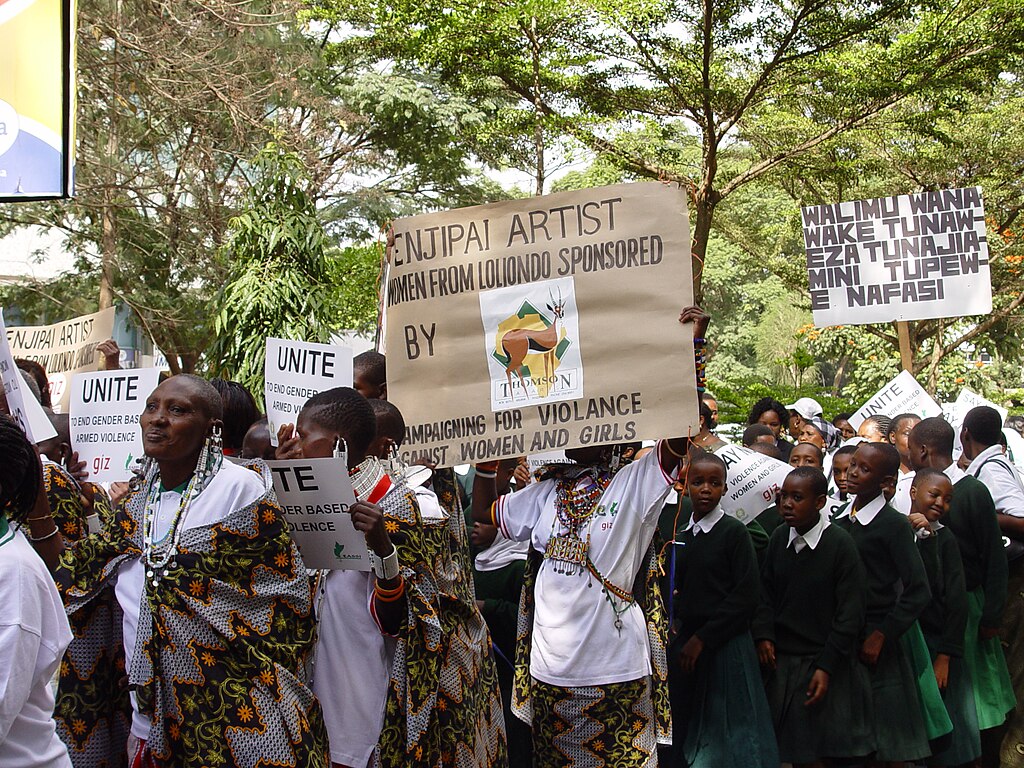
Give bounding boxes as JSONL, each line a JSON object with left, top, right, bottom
{"left": 901, "top": 622, "right": 954, "bottom": 747}
{"left": 671, "top": 632, "right": 779, "bottom": 768}
{"left": 865, "top": 626, "right": 932, "bottom": 762}
{"left": 764, "top": 651, "right": 874, "bottom": 763}
{"left": 965, "top": 587, "right": 1016, "bottom": 730}
{"left": 530, "top": 676, "right": 657, "bottom": 768}
{"left": 919, "top": 635, "right": 982, "bottom": 766}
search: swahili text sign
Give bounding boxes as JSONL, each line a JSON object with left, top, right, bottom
{"left": 70, "top": 369, "right": 160, "bottom": 484}
{"left": 385, "top": 182, "right": 699, "bottom": 467}
{"left": 803, "top": 187, "right": 992, "bottom": 326}
{"left": 267, "top": 458, "right": 369, "bottom": 571}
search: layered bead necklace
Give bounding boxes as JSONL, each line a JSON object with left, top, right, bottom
{"left": 141, "top": 472, "right": 202, "bottom": 588}
{"left": 546, "top": 468, "right": 611, "bottom": 576}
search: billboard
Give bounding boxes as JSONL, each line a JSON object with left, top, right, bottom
{"left": 0, "top": 0, "right": 76, "bottom": 199}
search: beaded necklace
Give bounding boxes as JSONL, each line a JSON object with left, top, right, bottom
{"left": 142, "top": 472, "right": 201, "bottom": 587}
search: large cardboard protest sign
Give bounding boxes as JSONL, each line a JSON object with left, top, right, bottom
{"left": 385, "top": 182, "right": 699, "bottom": 467}
{"left": 849, "top": 370, "right": 942, "bottom": 430}
{"left": 267, "top": 458, "right": 369, "bottom": 571}
{"left": 0, "top": 309, "right": 56, "bottom": 442}
{"left": 715, "top": 444, "right": 791, "bottom": 523}
{"left": 802, "top": 188, "right": 992, "bottom": 326}
{"left": 70, "top": 369, "right": 159, "bottom": 484}
{"left": 264, "top": 338, "right": 353, "bottom": 445}
{"left": 6, "top": 307, "right": 115, "bottom": 411}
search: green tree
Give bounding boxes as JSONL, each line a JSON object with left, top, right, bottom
{"left": 207, "top": 146, "right": 339, "bottom": 398}
{"left": 332, "top": 0, "right": 1024, "bottom": 301}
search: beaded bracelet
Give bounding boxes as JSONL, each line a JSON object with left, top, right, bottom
{"left": 28, "top": 527, "right": 59, "bottom": 543}
{"left": 476, "top": 461, "right": 499, "bottom": 473}
{"left": 694, "top": 338, "right": 707, "bottom": 393}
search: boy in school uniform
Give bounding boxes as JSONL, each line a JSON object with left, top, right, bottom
{"left": 908, "top": 468, "right": 981, "bottom": 767}
{"left": 834, "top": 442, "right": 934, "bottom": 764}
{"left": 907, "top": 417, "right": 1014, "bottom": 760}
{"left": 670, "top": 452, "right": 778, "bottom": 768}
{"left": 755, "top": 467, "right": 874, "bottom": 766}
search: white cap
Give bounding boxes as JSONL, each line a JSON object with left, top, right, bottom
{"left": 786, "top": 397, "right": 823, "bottom": 420}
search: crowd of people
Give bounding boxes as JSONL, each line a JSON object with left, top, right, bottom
{"left": 2, "top": 305, "right": 1024, "bottom": 768}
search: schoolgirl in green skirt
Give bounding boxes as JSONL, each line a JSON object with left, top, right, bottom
{"left": 908, "top": 468, "right": 982, "bottom": 766}
{"left": 670, "top": 453, "right": 778, "bottom": 768}
{"left": 754, "top": 468, "right": 875, "bottom": 765}
{"left": 835, "top": 443, "right": 934, "bottom": 763}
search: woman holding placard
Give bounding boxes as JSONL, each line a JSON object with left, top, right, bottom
{"left": 54, "top": 374, "right": 328, "bottom": 768}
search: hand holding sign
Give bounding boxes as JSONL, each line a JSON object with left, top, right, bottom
{"left": 351, "top": 501, "right": 393, "bottom": 557}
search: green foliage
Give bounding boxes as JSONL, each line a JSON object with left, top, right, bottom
{"left": 208, "top": 146, "right": 337, "bottom": 400}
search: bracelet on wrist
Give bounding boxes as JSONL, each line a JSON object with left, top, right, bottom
{"left": 368, "top": 544, "right": 400, "bottom": 581}
{"left": 26, "top": 515, "right": 55, "bottom": 523}
{"left": 474, "top": 469, "right": 497, "bottom": 480}
{"left": 28, "top": 527, "right": 59, "bottom": 543}
{"left": 476, "top": 461, "right": 499, "bottom": 473}
{"left": 374, "top": 577, "right": 405, "bottom": 602}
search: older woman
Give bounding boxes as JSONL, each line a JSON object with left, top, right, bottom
{"left": 56, "top": 374, "right": 327, "bottom": 768}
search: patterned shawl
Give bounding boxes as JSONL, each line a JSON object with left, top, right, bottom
{"left": 55, "top": 461, "right": 328, "bottom": 768}
{"left": 367, "top": 462, "right": 507, "bottom": 767}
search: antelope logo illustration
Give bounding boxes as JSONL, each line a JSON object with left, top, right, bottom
{"left": 480, "top": 277, "right": 583, "bottom": 410}
{"left": 500, "top": 289, "right": 565, "bottom": 399}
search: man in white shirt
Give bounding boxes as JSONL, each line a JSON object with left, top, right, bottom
{"left": 962, "top": 406, "right": 1024, "bottom": 764}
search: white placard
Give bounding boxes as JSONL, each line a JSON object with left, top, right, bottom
{"left": 715, "top": 444, "right": 792, "bottom": 523}
{"left": 823, "top": 494, "right": 848, "bottom": 520}
{"left": 803, "top": 187, "right": 992, "bottom": 326}
{"left": 0, "top": 309, "right": 56, "bottom": 443}
{"left": 264, "top": 338, "right": 353, "bottom": 445}
{"left": 849, "top": 370, "right": 942, "bottom": 430}
{"left": 69, "top": 369, "right": 160, "bottom": 483}
{"left": 266, "top": 458, "right": 369, "bottom": 571}
{"left": 953, "top": 388, "right": 1008, "bottom": 425}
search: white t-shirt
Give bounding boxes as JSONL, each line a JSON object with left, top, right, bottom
{"left": 968, "top": 445, "right": 1024, "bottom": 518}
{"left": 0, "top": 528, "right": 73, "bottom": 768}
{"left": 313, "top": 570, "right": 393, "bottom": 768}
{"left": 114, "top": 461, "right": 265, "bottom": 739}
{"left": 496, "top": 445, "right": 677, "bottom": 687}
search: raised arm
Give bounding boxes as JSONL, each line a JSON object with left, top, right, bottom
{"left": 660, "top": 305, "right": 710, "bottom": 477}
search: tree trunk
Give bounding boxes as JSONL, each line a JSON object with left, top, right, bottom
{"left": 690, "top": 194, "right": 715, "bottom": 305}
{"left": 529, "top": 16, "right": 545, "bottom": 197}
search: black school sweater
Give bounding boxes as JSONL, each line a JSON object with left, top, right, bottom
{"left": 917, "top": 526, "right": 968, "bottom": 657}
{"left": 945, "top": 475, "right": 1007, "bottom": 628}
{"left": 673, "top": 513, "right": 759, "bottom": 650}
{"left": 834, "top": 500, "right": 930, "bottom": 640}
{"left": 753, "top": 523, "right": 865, "bottom": 675}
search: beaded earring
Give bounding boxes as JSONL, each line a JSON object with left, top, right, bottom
{"left": 333, "top": 436, "right": 349, "bottom": 467}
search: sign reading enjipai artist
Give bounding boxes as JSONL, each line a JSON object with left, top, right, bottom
{"left": 803, "top": 187, "right": 992, "bottom": 326}
{"left": 386, "top": 182, "right": 699, "bottom": 467}
{"left": 6, "top": 307, "right": 116, "bottom": 411}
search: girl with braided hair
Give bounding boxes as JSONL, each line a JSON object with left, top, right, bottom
{"left": 0, "top": 414, "right": 74, "bottom": 767}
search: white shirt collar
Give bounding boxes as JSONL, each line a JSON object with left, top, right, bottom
{"left": 788, "top": 515, "right": 829, "bottom": 553}
{"left": 848, "top": 493, "right": 886, "bottom": 525}
{"left": 942, "top": 461, "right": 966, "bottom": 485}
{"left": 686, "top": 505, "right": 725, "bottom": 535}
{"left": 967, "top": 445, "right": 1004, "bottom": 473}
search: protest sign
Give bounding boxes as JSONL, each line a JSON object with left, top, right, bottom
{"left": 69, "top": 369, "right": 159, "bottom": 484}
{"left": 823, "top": 495, "right": 848, "bottom": 520}
{"left": 6, "top": 307, "right": 115, "bottom": 411}
{"left": 0, "top": 309, "right": 56, "bottom": 442}
{"left": 849, "top": 370, "right": 942, "bottom": 430}
{"left": 953, "top": 388, "right": 1008, "bottom": 425}
{"left": 802, "top": 188, "right": 992, "bottom": 326}
{"left": 715, "top": 444, "right": 791, "bottom": 524}
{"left": 267, "top": 458, "right": 369, "bottom": 571}
{"left": 385, "top": 182, "right": 699, "bottom": 467}
{"left": 264, "top": 338, "right": 353, "bottom": 445}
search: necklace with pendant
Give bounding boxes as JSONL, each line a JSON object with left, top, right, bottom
{"left": 545, "top": 469, "right": 610, "bottom": 576}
